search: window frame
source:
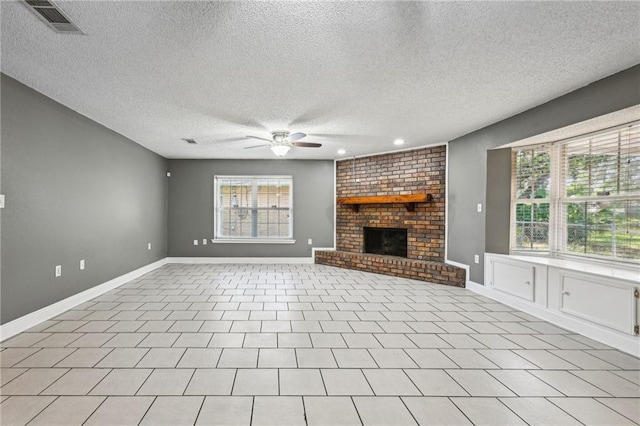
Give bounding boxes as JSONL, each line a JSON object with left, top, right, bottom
{"left": 213, "top": 175, "right": 295, "bottom": 244}
{"left": 509, "top": 146, "right": 555, "bottom": 253}
{"left": 510, "top": 121, "right": 640, "bottom": 265}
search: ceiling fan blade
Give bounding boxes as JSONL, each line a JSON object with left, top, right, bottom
{"left": 210, "top": 137, "right": 247, "bottom": 144}
{"left": 244, "top": 144, "right": 270, "bottom": 149}
{"left": 246, "top": 135, "right": 273, "bottom": 143}
{"left": 311, "top": 133, "right": 374, "bottom": 140}
{"left": 292, "top": 142, "right": 322, "bottom": 148}
{"left": 289, "top": 132, "right": 307, "bottom": 142}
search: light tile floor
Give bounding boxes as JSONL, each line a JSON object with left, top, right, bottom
{"left": 1, "top": 264, "right": 639, "bottom": 425}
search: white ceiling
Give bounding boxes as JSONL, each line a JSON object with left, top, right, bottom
{"left": 2, "top": 1, "right": 639, "bottom": 160}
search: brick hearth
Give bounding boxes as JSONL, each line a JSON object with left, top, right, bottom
{"left": 316, "top": 145, "right": 465, "bottom": 287}
{"left": 316, "top": 250, "right": 466, "bottom": 287}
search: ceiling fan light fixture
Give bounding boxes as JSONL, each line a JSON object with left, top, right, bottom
{"left": 337, "top": 149, "right": 346, "bottom": 155}
{"left": 393, "top": 138, "right": 405, "bottom": 146}
{"left": 271, "top": 145, "right": 291, "bottom": 156}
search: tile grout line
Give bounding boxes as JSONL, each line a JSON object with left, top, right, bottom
{"left": 494, "top": 396, "right": 534, "bottom": 425}
{"left": 180, "top": 366, "right": 197, "bottom": 396}
{"left": 442, "top": 369, "right": 471, "bottom": 397}
{"left": 249, "top": 395, "right": 256, "bottom": 426}
{"left": 444, "top": 395, "right": 475, "bottom": 424}
{"left": 83, "top": 367, "right": 114, "bottom": 396}
{"left": 23, "top": 394, "right": 60, "bottom": 425}
{"left": 136, "top": 395, "right": 158, "bottom": 426}
{"left": 593, "top": 397, "right": 640, "bottom": 424}
{"left": 35, "top": 367, "right": 72, "bottom": 396}
{"left": 133, "top": 367, "right": 155, "bottom": 397}
{"left": 79, "top": 394, "right": 108, "bottom": 425}
{"left": 349, "top": 395, "right": 365, "bottom": 426}
{"left": 544, "top": 396, "right": 589, "bottom": 426}
{"left": 397, "top": 395, "right": 421, "bottom": 425}
{"left": 564, "top": 369, "right": 616, "bottom": 397}
{"left": 192, "top": 392, "right": 207, "bottom": 425}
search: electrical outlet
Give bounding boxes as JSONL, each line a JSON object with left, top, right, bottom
{"left": 193, "top": 240, "right": 199, "bottom": 246}
{"left": 0, "top": 194, "right": 4, "bottom": 209}
{"left": 474, "top": 254, "right": 480, "bottom": 264}
{"left": 55, "top": 265, "right": 62, "bottom": 277}
{"left": 148, "top": 243, "right": 152, "bottom": 250}
{"left": 477, "top": 203, "right": 482, "bottom": 213}
{"left": 308, "top": 238, "right": 312, "bottom": 245}
{"left": 80, "top": 259, "right": 85, "bottom": 270}
{"left": 202, "top": 238, "right": 207, "bottom": 245}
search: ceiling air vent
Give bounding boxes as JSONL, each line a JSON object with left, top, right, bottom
{"left": 183, "top": 138, "right": 197, "bottom": 144}
{"left": 21, "top": 0, "right": 83, "bottom": 34}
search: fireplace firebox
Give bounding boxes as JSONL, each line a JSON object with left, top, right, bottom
{"left": 363, "top": 227, "right": 408, "bottom": 257}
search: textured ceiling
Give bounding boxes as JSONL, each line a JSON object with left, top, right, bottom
{"left": 2, "top": 1, "right": 639, "bottom": 159}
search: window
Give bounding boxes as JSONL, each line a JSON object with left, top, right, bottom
{"left": 214, "top": 175, "right": 293, "bottom": 242}
{"left": 511, "top": 122, "right": 640, "bottom": 263}
{"left": 512, "top": 147, "right": 551, "bottom": 251}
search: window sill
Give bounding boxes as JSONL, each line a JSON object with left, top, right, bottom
{"left": 503, "top": 253, "right": 640, "bottom": 283}
{"left": 212, "top": 239, "right": 296, "bottom": 244}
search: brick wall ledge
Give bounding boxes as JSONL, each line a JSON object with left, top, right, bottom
{"left": 315, "top": 250, "right": 466, "bottom": 287}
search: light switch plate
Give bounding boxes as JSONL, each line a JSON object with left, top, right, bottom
{"left": 55, "top": 265, "right": 62, "bottom": 277}
{"left": 0, "top": 194, "right": 4, "bottom": 209}
{"left": 202, "top": 239, "right": 207, "bottom": 245}
{"left": 477, "top": 203, "right": 482, "bottom": 213}
{"left": 193, "top": 240, "right": 199, "bottom": 246}
{"left": 80, "top": 259, "right": 85, "bottom": 270}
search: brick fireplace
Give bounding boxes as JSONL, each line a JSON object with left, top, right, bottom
{"left": 315, "top": 145, "right": 465, "bottom": 287}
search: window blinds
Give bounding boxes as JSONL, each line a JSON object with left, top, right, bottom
{"left": 561, "top": 123, "right": 640, "bottom": 199}
{"left": 513, "top": 148, "right": 551, "bottom": 200}
{"left": 511, "top": 121, "right": 640, "bottom": 262}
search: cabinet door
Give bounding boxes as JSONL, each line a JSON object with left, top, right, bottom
{"left": 491, "top": 259, "right": 535, "bottom": 302}
{"left": 559, "top": 271, "right": 637, "bottom": 335}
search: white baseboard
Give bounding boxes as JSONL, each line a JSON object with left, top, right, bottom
{"left": 466, "top": 280, "right": 640, "bottom": 357}
{"left": 166, "top": 257, "right": 314, "bottom": 264}
{"left": 0, "top": 258, "right": 169, "bottom": 342}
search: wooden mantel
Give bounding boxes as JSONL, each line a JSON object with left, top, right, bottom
{"left": 337, "top": 194, "right": 432, "bottom": 213}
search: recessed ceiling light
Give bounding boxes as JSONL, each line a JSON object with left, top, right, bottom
{"left": 393, "top": 138, "right": 405, "bottom": 146}
{"left": 337, "top": 149, "right": 346, "bottom": 155}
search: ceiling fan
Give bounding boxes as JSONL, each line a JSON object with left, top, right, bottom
{"left": 245, "top": 131, "right": 322, "bottom": 156}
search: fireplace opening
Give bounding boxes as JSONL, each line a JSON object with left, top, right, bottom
{"left": 363, "top": 227, "right": 408, "bottom": 257}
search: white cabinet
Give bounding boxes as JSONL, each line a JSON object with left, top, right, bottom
{"left": 483, "top": 253, "right": 639, "bottom": 355}
{"left": 553, "top": 270, "right": 637, "bottom": 335}
{"left": 485, "top": 255, "right": 547, "bottom": 306}
{"left": 492, "top": 260, "right": 535, "bottom": 301}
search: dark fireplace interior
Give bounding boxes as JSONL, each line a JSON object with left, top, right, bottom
{"left": 363, "top": 227, "right": 408, "bottom": 257}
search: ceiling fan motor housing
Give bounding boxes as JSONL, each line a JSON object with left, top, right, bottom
{"left": 271, "top": 131, "right": 290, "bottom": 145}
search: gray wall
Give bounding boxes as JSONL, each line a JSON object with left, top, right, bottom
{"left": 1, "top": 74, "right": 168, "bottom": 324}
{"left": 168, "top": 159, "right": 335, "bottom": 257}
{"left": 485, "top": 148, "right": 512, "bottom": 255}
{"left": 448, "top": 64, "right": 640, "bottom": 283}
